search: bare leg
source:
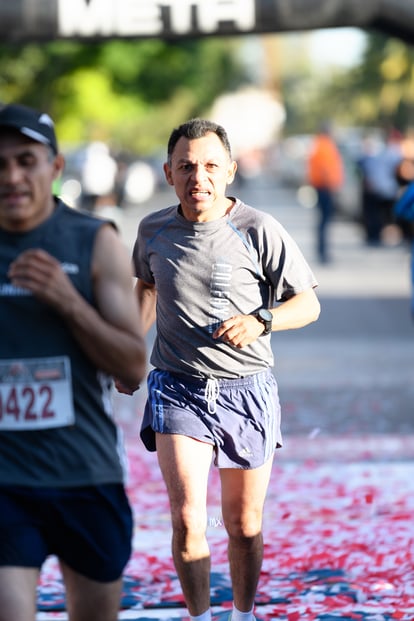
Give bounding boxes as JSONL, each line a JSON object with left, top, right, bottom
{"left": 156, "top": 433, "right": 214, "bottom": 616}
{"left": 60, "top": 561, "right": 123, "bottom": 621}
{"left": 220, "top": 457, "right": 274, "bottom": 612}
{"left": 0, "top": 567, "right": 38, "bottom": 621}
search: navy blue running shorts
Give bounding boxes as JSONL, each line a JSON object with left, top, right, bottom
{"left": 0, "top": 484, "right": 133, "bottom": 582}
{"left": 141, "top": 368, "right": 282, "bottom": 469}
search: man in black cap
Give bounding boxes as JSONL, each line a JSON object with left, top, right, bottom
{"left": 0, "top": 103, "right": 147, "bottom": 621}
{"left": 0, "top": 103, "right": 59, "bottom": 153}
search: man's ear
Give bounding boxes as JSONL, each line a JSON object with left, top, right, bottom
{"left": 227, "top": 160, "right": 238, "bottom": 185}
{"left": 163, "top": 162, "right": 174, "bottom": 186}
{"left": 53, "top": 153, "right": 65, "bottom": 181}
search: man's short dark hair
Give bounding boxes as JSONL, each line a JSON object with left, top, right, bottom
{"left": 167, "top": 118, "right": 232, "bottom": 165}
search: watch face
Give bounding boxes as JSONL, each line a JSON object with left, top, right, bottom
{"left": 258, "top": 309, "right": 273, "bottom": 322}
{"left": 256, "top": 308, "right": 272, "bottom": 334}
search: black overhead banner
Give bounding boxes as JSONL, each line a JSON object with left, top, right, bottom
{"left": 2, "top": 0, "right": 414, "bottom": 43}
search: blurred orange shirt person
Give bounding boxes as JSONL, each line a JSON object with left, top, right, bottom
{"left": 307, "top": 132, "right": 344, "bottom": 190}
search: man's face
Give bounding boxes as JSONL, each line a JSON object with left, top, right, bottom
{"left": 163, "top": 131, "right": 237, "bottom": 222}
{"left": 0, "top": 130, "right": 63, "bottom": 232}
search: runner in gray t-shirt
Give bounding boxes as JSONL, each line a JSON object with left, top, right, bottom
{"left": 131, "top": 118, "right": 320, "bottom": 621}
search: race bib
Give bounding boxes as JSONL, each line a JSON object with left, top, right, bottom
{"left": 0, "top": 356, "right": 75, "bottom": 430}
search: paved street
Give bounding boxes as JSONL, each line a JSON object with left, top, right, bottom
{"left": 37, "top": 179, "right": 414, "bottom": 621}
{"left": 111, "top": 178, "right": 414, "bottom": 462}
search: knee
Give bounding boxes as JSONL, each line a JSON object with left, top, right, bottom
{"left": 224, "top": 510, "right": 262, "bottom": 541}
{"left": 227, "top": 525, "right": 263, "bottom": 552}
{"left": 171, "top": 505, "right": 207, "bottom": 540}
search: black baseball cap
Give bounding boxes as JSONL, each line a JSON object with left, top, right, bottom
{"left": 0, "top": 103, "right": 58, "bottom": 154}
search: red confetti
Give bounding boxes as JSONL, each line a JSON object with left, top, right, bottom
{"left": 37, "top": 440, "right": 414, "bottom": 620}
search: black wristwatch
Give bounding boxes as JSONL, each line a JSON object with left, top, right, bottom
{"left": 253, "top": 308, "right": 273, "bottom": 335}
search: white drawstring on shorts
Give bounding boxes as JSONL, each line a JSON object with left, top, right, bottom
{"left": 205, "top": 377, "right": 220, "bottom": 414}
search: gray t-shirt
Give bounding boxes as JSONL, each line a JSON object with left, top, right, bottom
{"left": 133, "top": 198, "right": 317, "bottom": 379}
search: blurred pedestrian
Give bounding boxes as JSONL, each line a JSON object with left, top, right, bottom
{"left": 357, "top": 129, "right": 403, "bottom": 246}
{"left": 79, "top": 141, "right": 118, "bottom": 212}
{"left": 307, "top": 122, "right": 344, "bottom": 263}
{"left": 128, "top": 118, "right": 320, "bottom": 621}
{"left": 0, "top": 103, "right": 146, "bottom": 621}
{"left": 394, "top": 164, "right": 414, "bottom": 318}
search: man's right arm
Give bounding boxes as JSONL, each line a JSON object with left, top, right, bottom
{"left": 136, "top": 278, "right": 157, "bottom": 334}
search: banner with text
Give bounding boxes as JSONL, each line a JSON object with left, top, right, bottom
{"left": 1, "top": 0, "right": 413, "bottom": 44}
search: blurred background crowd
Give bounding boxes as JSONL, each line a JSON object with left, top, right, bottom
{"left": 2, "top": 26, "right": 413, "bottom": 248}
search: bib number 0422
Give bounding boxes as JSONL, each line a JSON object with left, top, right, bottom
{"left": 0, "top": 384, "right": 55, "bottom": 423}
{"left": 0, "top": 356, "right": 75, "bottom": 430}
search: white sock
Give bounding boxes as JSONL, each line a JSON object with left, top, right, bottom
{"left": 190, "top": 610, "right": 212, "bottom": 621}
{"left": 231, "top": 604, "right": 255, "bottom": 621}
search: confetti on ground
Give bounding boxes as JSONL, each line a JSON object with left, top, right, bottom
{"left": 37, "top": 440, "right": 414, "bottom": 620}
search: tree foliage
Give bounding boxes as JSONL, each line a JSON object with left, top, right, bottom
{"left": 347, "top": 31, "right": 414, "bottom": 130}
{"left": 1, "top": 30, "right": 413, "bottom": 154}
{"left": 0, "top": 38, "right": 247, "bottom": 154}
{"left": 281, "top": 30, "right": 414, "bottom": 136}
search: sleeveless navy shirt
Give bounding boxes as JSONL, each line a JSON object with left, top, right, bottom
{"left": 0, "top": 200, "right": 126, "bottom": 487}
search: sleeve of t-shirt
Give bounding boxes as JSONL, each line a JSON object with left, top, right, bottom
{"left": 260, "top": 214, "right": 318, "bottom": 303}
{"left": 132, "top": 220, "right": 154, "bottom": 283}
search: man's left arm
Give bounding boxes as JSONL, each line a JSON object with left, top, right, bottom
{"left": 267, "top": 288, "right": 320, "bottom": 331}
{"left": 213, "top": 288, "right": 320, "bottom": 348}
{"left": 8, "top": 224, "right": 146, "bottom": 391}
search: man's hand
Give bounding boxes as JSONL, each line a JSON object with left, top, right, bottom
{"left": 114, "top": 378, "right": 140, "bottom": 395}
{"left": 8, "top": 248, "right": 78, "bottom": 312}
{"left": 212, "top": 314, "right": 265, "bottom": 348}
